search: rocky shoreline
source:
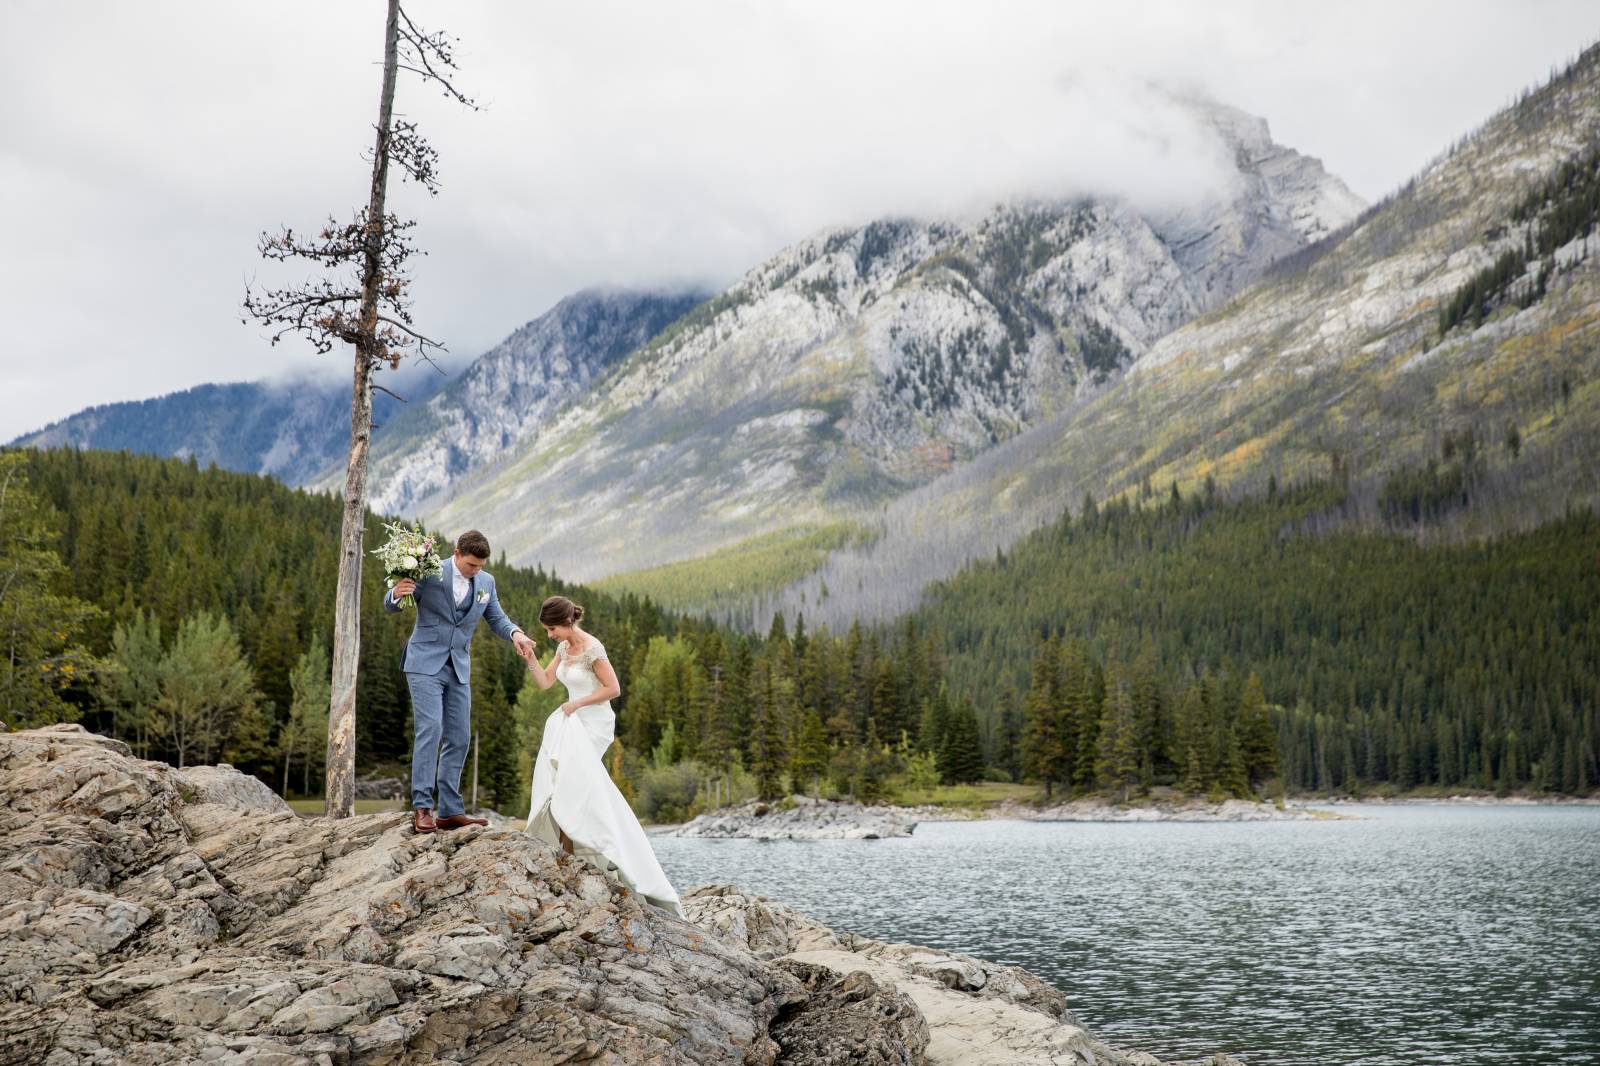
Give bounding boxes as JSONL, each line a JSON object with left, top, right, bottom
{"left": 2, "top": 725, "right": 1242, "bottom": 1065}
{"left": 662, "top": 793, "right": 1343, "bottom": 838}
{"left": 988, "top": 796, "right": 1343, "bottom": 822}
{"left": 664, "top": 795, "right": 924, "bottom": 840}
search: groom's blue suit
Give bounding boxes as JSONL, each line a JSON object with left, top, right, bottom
{"left": 384, "top": 555, "right": 523, "bottom": 816}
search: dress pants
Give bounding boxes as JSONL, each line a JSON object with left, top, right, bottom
{"left": 407, "top": 661, "right": 472, "bottom": 817}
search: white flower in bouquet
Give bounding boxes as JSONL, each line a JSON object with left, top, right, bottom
{"left": 370, "top": 523, "right": 443, "bottom": 609}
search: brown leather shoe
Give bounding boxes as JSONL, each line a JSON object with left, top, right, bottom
{"left": 413, "top": 807, "right": 437, "bottom": 834}
{"left": 436, "top": 813, "right": 489, "bottom": 831}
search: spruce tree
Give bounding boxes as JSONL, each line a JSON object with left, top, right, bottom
{"left": 1238, "top": 673, "right": 1279, "bottom": 789}
{"left": 751, "top": 658, "right": 789, "bottom": 800}
{"left": 1094, "top": 663, "right": 1141, "bottom": 802}
{"left": 1024, "top": 636, "right": 1066, "bottom": 798}
{"left": 474, "top": 666, "right": 520, "bottom": 813}
{"left": 793, "top": 709, "right": 830, "bottom": 795}
{"left": 281, "top": 636, "right": 330, "bottom": 797}
{"left": 938, "top": 699, "right": 985, "bottom": 784}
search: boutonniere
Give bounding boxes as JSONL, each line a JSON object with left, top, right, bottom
{"left": 476, "top": 590, "right": 489, "bottom": 604}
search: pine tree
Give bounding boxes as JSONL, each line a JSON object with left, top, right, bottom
{"left": 1023, "top": 636, "right": 1067, "bottom": 798}
{"left": 751, "top": 657, "right": 789, "bottom": 800}
{"left": 1238, "top": 673, "right": 1279, "bottom": 789}
{"left": 153, "top": 611, "right": 267, "bottom": 768}
{"left": 918, "top": 686, "right": 953, "bottom": 755}
{"left": 938, "top": 699, "right": 985, "bottom": 784}
{"left": 856, "top": 717, "right": 893, "bottom": 803}
{"left": 1059, "top": 639, "right": 1099, "bottom": 792}
{"left": 281, "top": 635, "right": 330, "bottom": 797}
{"left": 1094, "top": 663, "right": 1141, "bottom": 802}
{"left": 993, "top": 682, "right": 1024, "bottom": 782}
{"left": 474, "top": 663, "right": 519, "bottom": 813}
{"left": 792, "top": 709, "right": 830, "bottom": 795}
{"left": 0, "top": 452, "right": 101, "bottom": 726}
{"left": 1175, "top": 686, "right": 1206, "bottom": 794}
{"left": 99, "top": 611, "right": 164, "bottom": 757}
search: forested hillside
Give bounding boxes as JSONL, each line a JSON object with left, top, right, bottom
{"left": 6, "top": 447, "right": 1591, "bottom": 811}
{"left": 2, "top": 449, "right": 982, "bottom": 817}
{"left": 918, "top": 479, "right": 1600, "bottom": 795}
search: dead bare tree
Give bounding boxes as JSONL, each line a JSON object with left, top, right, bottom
{"left": 243, "top": 0, "right": 476, "bottom": 818}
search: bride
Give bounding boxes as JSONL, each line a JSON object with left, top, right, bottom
{"left": 517, "top": 595, "right": 683, "bottom": 917}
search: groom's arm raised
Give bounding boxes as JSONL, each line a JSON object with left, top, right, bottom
{"left": 484, "top": 580, "right": 535, "bottom": 655}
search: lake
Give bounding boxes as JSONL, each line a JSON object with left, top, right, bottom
{"left": 652, "top": 804, "right": 1600, "bottom": 1066}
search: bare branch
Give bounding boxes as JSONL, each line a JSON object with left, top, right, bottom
{"left": 397, "top": 5, "right": 480, "bottom": 110}
{"left": 376, "top": 314, "right": 444, "bottom": 349}
{"left": 372, "top": 382, "right": 408, "bottom": 403}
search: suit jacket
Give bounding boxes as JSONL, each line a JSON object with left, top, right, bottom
{"left": 385, "top": 556, "right": 520, "bottom": 683}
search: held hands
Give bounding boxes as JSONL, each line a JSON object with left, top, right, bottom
{"left": 512, "top": 631, "right": 537, "bottom": 662}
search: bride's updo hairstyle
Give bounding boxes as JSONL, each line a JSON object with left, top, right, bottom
{"left": 540, "top": 595, "right": 584, "bottom": 627}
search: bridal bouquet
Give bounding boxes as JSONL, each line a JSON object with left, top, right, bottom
{"left": 371, "top": 522, "right": 443, "bottom": 609}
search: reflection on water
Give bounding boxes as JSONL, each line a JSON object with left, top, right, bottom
{"left": 653, "top": 805, "right": 1600, "bottom": 1066}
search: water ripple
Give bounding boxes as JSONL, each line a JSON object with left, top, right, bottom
{"left": 654, "top": 805, "right": 1600, "bottom": 1066}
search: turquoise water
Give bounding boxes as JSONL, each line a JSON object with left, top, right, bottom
{"left": 653, "top": 804, "right": 1600, "bottom": 1065}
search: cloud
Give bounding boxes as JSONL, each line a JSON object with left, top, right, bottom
{"left": 1, "top": 0, "right": 1595, "bottom": 440}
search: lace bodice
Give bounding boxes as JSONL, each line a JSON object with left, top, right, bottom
{"left": 554, "top": 637, "right": 609, "bottom": 701}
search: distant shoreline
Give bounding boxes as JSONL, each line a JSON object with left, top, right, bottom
{"left": 651, "top": 789, "right": 1600, "bottom": 833}
{"left": 1307, "top": 792, "right": 1600, "bottom": 806}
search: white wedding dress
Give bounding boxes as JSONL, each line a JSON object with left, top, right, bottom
{"left": 523, "top": 637, "right": 683, "bottom": 916}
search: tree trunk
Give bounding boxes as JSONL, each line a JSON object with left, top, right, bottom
{"left": 326, "top": 0, "right": 401, "bottom": 819}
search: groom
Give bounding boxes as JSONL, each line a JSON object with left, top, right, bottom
{"left": 386, "top": 529, "right": 535, "bottom": 834}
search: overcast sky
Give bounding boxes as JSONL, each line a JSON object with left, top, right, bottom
{"left": 1, "top": 1, "right": 1594, "bottom": 441}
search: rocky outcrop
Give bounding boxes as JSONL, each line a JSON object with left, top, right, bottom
{"left": 176, "top": 763, "right": 293, "bottom": 814}
{"left": 2, "top": 726, "right": 1241, "bottom": 1065}
{"left": 1, "top": 725, "right": 800, "bottom": 1064}
{"left": 353, "top": 773, "right": 407, "bottom": 802}
{"left": 664, "top": 795, "right": 921, "bottom": 840}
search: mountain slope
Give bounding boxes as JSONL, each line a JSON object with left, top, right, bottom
{"left": 9, "top": 367, "right": 445, "bottom": 486}
{"left": 345, "top": 287, "right": 707, "bottom": 514}
{"left": 428, "top": 102, "right": 1359, "bottom": 580}
{"left": 759, "top": 44, "right": 1600, "bottom": 629}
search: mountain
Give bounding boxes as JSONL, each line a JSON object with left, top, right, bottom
{"left": 425, "top": 99, "right": 1360, "bottom": 581}
{"left": 340, "top": 287, "right": 707, "bottom": 515}
{"left": 756, "top": 44, "right": 1600, "bottom": 630}
{"left": 9, "top": 364, "right": 449, "bottom": 486}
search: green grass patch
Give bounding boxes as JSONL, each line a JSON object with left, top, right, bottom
{"left": 887, "top": 780, "right": 1041, "bottom": 810}
{"left": 288, "top": 798, "right": 409, "bottom": 817}
{"left": 595, "top": 523, "right": 867, "bottom": 615}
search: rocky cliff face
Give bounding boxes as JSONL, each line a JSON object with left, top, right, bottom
{"left": 347, "top": 287, "right": 707, "bottom": 516}
{"left": 1151, "top": 98, "right": 1366, "bottom": 306}
{"left": 425, "top": 107, "right": 1358, "bottom": 580}
{"left": 1, "top": 725, "right": 1239, "bottom": 1065}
